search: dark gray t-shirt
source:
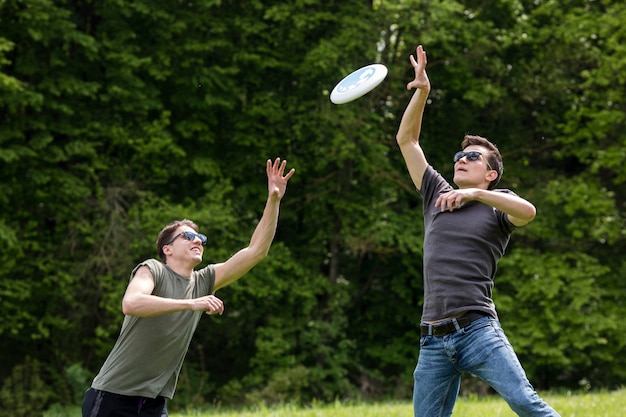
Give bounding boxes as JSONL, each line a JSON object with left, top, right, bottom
{"left": 420, "top": 166, "right": 516, "bottom": 321}
{"left": 91, "top": 259, "right": 215, "bottom": 399}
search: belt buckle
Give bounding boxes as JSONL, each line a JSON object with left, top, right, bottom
{"left": 422, "top": 313, "right": 481, "bottom": 337}
{"left": 423, "top": 321, "right": 451, "bottom": 337}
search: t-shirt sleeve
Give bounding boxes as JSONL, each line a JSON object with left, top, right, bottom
{"left": 420, "top": 166, "right": 453, "bottom": 207}
{"left": 129, "top": 258, "right": 164, "bottom": 289}
{"left": 493, "top": 189, "right": 519, "bottom": 234}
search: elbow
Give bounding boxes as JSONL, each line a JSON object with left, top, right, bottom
{"left": 122, "top": 301, "right": 132, "bottom": 316}
{"left": 253, "top": 249, "right": 269, "bottom": 264}
{"left": 396, "top": 133, "right": 418, "bottom": 149}
{"left": 122, "top": 296, "right": 138, "bottom": 316}
{"left": 513, "top": 204, "right": 536, "bottom": 227}
{"left": 526, "top": 203, "right": 537, "bottom": 222}
{"left": 249, "top": 245, "right": 270, "bottom": 265}
{"left": 506, "top": 199, "right": 537, "bottom": 227}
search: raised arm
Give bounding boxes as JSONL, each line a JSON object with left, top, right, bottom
{"left": 213, "top": 158, "right": 295, "bottom": 291}
{"left": 396, "top": 45, "right": 431, "bottom": 190}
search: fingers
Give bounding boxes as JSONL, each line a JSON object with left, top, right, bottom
{"left": 416, "top": 45, "right": 427, "bottom": 65}
{"left": 266, "top": 158, "right": 296, "bottom": 180}
{"left": 266, "top": 158, "right": 282, "bottom": 177}
{"left": 410, "top": 45, "right": 426, "bottom": 68}
{"left": 407, "top": 45, "right": 428, "bottom": 90}
{"left": 435, "top": 193, "right": 462, "bottom": 212}
{"left": 284, "top": 167, "right": 295, "bottom": 180}
{"left": 201, "top": 295, "right": 224, "bottom": 315}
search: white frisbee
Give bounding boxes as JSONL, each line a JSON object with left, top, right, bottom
{"left": 330, "top": 64, "right": 388, "bottom": 104}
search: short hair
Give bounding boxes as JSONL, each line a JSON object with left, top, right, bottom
{"left": 156, "top": 219, "right": 199, "bottom": 262}
{"left": 461, "top": 134, "right": 503, "bottom": 190}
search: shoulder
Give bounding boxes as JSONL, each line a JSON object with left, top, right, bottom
{"left": 421, "top": 166, "right": 452, "bottom": 197}
{"left": 422, "top": 165, "right": 437, "bottom": 182}
{"left": 130, "top": 259, "right": 167, "bottom": 283}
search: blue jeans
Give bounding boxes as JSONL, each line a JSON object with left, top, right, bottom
{"left": 413, "top": 317, "right": 560, "bottom": 417}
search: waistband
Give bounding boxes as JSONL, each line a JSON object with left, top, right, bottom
{"left": 420, "top": 311, "right": 487, "bottom": 337}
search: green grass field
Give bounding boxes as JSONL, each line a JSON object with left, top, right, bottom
{"left": 168, "top": 389, "right": 626, "bottom": 417}
{"left": 46, "top": 389, "right": 625, "bottom": 416}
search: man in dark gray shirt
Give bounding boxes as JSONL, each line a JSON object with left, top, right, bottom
{"left": 396, "top": 44, "right": 560, "bottom": 417}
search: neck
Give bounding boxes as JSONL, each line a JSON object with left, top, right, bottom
{"left": 455, "top": 181, "right": 490, "bottom": 190}
{"left": 164, "top": 258, "right": 196, "bottom": 279}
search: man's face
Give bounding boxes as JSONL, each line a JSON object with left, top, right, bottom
{"left": 165, "top": 226, "right": 206, "bottom": 265}
{"left": 453, "top": 145, "right": 494, "bottom": 189}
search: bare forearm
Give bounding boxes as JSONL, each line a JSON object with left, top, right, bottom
{"left": 476, "top": 189, "right": 536, "bottom": 225}
{"left": 123, "top": 293, "right": 223, "bottom": 317}
{"left": 122, "top": 294, "right": 191, "bottom": 317}
{"left": 396, "top": 86, "right": 430, "bottom": 147}
{"left": 248, "top": 197, "right": 280, "bottom": 258}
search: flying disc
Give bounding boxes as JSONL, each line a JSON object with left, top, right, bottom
{"left": 330, "top": 64, "right": 388, "bottom": 104}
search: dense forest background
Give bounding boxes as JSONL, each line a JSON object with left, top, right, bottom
{"left": 1, "top": 0, "right": 625, "bottom": 415}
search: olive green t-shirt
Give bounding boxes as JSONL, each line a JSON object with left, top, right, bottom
{"left": 91, "top": 259, "right": 215, "bottom": 399}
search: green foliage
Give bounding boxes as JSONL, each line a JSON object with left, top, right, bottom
{"left": 174, "top": 354, "right": 217, "bottom": 409}
{"left": 245, "top": 366, "right": 313, "bottom": 405}
{"left": 0, "top": 358, "right": 54, "bottom": 417}
{"left": 64, "top": 363, "right": 91, "bottom": 406}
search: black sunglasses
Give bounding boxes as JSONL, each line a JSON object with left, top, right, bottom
{"left": 453, "top": 151, "right": 493, "bottom": 170}
{"left": 165, "top": 231, "right": 207, "bottom": 246}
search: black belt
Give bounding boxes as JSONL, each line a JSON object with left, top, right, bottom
{"left": 420, "top": 311, "right": 487, "bottom": 337}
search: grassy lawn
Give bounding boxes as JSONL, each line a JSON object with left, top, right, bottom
{"left": 46, "top": 389, "right": 625, "bottom": 416}
{"left": 170, "top": 389, "right": 626, "bottom": 417}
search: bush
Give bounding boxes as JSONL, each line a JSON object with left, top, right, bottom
{"left": 245, "top": 366, "right": 311, "bottom": 405}
{"left": 0, "top": 357, "right": 54, "bottom": 417}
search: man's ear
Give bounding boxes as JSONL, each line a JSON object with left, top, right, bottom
{"left": 162, "top": 244, "right": 172, "bottom": 257}
{"left": 486, "top": 170, "right": 499, "bottom": 182}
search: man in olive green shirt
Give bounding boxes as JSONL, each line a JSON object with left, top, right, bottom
{"left": 82, "top": 158, "right": 295, "bottom": 417}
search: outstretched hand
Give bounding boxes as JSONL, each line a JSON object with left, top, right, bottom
{"left": 406, "top": 45, "right": 430, "bottom": 91}
{"left": 267, "top": 158, "right": 295, "bottom": 201}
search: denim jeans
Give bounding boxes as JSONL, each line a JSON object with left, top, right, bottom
{"left": 413, "top": 317, "right": 560, "bottom": 417}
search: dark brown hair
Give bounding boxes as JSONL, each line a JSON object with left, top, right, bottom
{"left": 156, "top": 219, "right": 199, "bottom": 262}
{"left": 461, "top": 134, "right": 503, "bottom": 190}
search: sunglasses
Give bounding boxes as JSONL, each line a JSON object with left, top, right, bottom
{"left": 453, "top": 151, "right": 493, "bottom": 170}
{"left": 165, "top": 231, "right": 207, "bottom": 246}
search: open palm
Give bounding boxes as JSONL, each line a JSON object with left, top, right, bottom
{"left": 267, "top": 158, "right": 295, "bottom": 200}
{"left": 406, "top": 45, "right": 430, "bottom": 91}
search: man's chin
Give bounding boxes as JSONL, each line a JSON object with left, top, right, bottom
{"left": 190, "top": 254, "right": 203, "bottom": 264}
